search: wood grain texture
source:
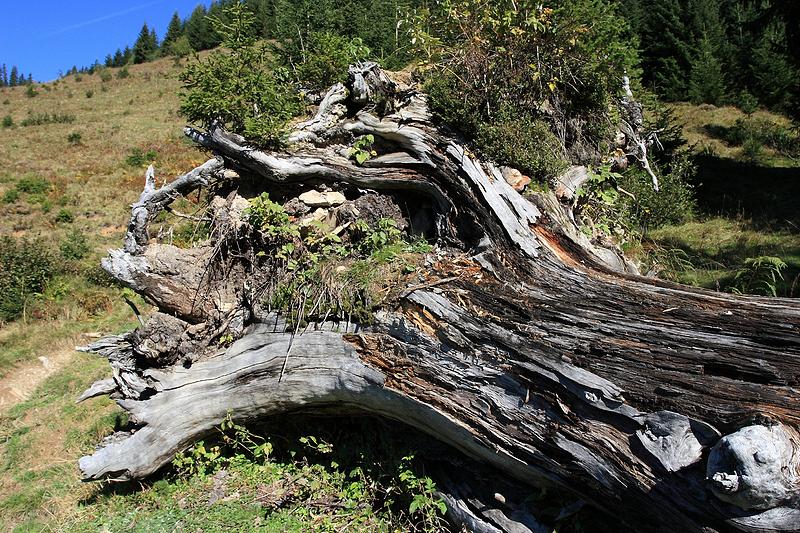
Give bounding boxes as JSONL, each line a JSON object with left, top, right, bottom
{"left": 80, "top": 64, "right": 800, "bottom": 532}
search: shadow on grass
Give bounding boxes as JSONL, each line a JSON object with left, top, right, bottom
{"left": 692, "top": 155, "right": 800, "bottom": 229}
{"left": 76, "top": 414, "right": 617, "bottom": 532}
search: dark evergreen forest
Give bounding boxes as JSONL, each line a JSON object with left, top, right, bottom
{"left": 65, "top": 0, "right": 798, "bottom": 118}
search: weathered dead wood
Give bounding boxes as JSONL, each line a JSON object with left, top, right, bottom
{"left": 80, "top": 63, "right": 800, "bottom": 532}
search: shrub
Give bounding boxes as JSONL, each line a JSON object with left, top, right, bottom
{"left": 731, "top": 256, "right": 787, "bottom": 297}
{"left": 740, "top": 137, "right": 763, "bottom": 163}
{"left": 99, "top": 70, "right": 113, "bottom": 83}
{"left": 179, "top": 2, "right": 303, "bottom": 147}
{"left": 60, "top": 229, "right": 90, "bottom": 260}
{"left": 415, "top": 0, "right": 638, "bottom": 167}
{"left": 67, "top": 132, "right": 82, "bottom": 145}
{"left": 476, "top": 114, "right": 566, "bottom": 179}
{"left": 125, "top": 147, "right": 158, "bottom": 167}
{"left": 0, "top": 237, "right": 55, "bottom": 322}
{"left": 167, "top": 35, "right": 193, "bottom": 59}
{"left": 2, "top": 114, "right": 13, "bottom": 128}
{"left": 85, "top": 89, "right": 94, "bottom": 99}
{"left": 618, "top": 152, "right": 697, "bottom": 231}
{"left": 280, "top": 32, "right": 371, "bottom": 92}
{"left": 737, "top": 91, "right": 759, "bottom": 116}
{"left": 20, "top": 112, "right": 75, "bottom": 127}
{"left": 15, "top": 175, "right": 50, "bottom": 194}
{"left": 116, "top": 66, "right": 130, "bottom": 80}
{"left": 2, "top": 189, "right": 19, "bottom": 204}
{"left": 25, "top": 85, "right": 37, "bottom": 98}
{"left": 55, "top": 208, "right": 74, "bottom": 223}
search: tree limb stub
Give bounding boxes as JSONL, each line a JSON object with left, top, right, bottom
{"left": 81, "top": 63, "right": 800, "bottom": 532}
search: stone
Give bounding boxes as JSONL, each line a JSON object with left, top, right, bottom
{"left": 299, "top": 190, "right": 346, "bottom": 208}
{"left": 299, "top": 208, "right": 337, "bottom": 235}
{"left": 500, "top": 166, "right": 531, "bottom": 192}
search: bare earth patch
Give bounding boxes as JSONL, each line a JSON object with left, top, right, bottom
{"left": 0, "top": 347, "right": 76, "bottom": 411}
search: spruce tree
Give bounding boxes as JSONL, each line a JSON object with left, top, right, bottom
{"left": 163, "top": 11, "right": 184, "bottom": 49}
{"left": 688, "top": 33, "right": 726, "bottom": 104}
{"left": 185, "top": 5, "right": 211, "bottom": 51}
{"left": 133, "top": 23, "right": 158, "bottom": 63}
{"left": 640, "top": 0, "right": 692, "bottom": 100}
{"left": 9, "top": 66, "right": 18, "bottom": 87}
{"left": 0, "top": 64, "right": 7, "bottom": 87}
{"left": 750, "top": 23, "right": 797, "bottom": 112}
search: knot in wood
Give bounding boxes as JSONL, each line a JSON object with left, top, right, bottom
{"left": 706, "top": 424, "right": 799, "bottom": 511}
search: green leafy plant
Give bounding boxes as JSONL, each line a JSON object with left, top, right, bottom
{"left": 179, "top": 1, "right": 303, "bottom": 147}
{"left": 99, "top": 70, "right": 113, "bottom": 83}
{"left": 25, "top": 85, "right": 38, "bottom": 98}
{"left": 575, "top": 164, "right": 627, "bottom": 238}
{"left": 393, "top": 455, "right": 447, "bottom": 532}
{"left": 173, "top": 414, "right": 273, "bottom": 478}
{"left": 116, "top": 66, "right": 130, "bottom": 79}
{"left": 244, "top": 193, "right": 300, "bottom": 241}
{"left": 125, "top": 147, "right": 158, "bottom": 167}
{"left": 280, "top": 32, "right": 371, "bottom": 92}
{"left": 15, "top": 175, "right": 50, "bottom": 194}
{"left": 0, "top": 237, "right": 55, "bottom": 322}
{"left": 1, "top": 115, "right": 12, "bottom": 128}
{"left": 731, "top": 256, "right": 787, "bottom": 297}
{"left": 85, "top": 89, "right": 94, "bottom": 99}
{"left": 60, "top": 229, "right": 90, "bottom": 261}
{"left": 19, "top": 112, "right": 75, "bottom": 127}
{"left": 349, "top": 134, "right": 377, "bottom": 165}
{"left": 67, "top": 132, "right": 82, "bottom": 145}
{"left": 54, "top": 208, "right": 74, "bottom": 224}
{"left": 2, "top": 189, "right": 19, "bottom": 204}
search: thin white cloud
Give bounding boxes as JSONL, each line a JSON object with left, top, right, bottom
{"left": 45, "top": 0, "right": 168, "bottom": 37}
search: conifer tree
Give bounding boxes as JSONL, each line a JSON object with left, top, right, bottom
{"left": 0, "top": 64, "right": 7, "bottom": 87}
{"left": 185, "top": 5, "right": 211, "bottom": 51}
{"left": 688, "top": 33, "right": 726, "bottom": 104}
{"left": 640, "top": 0, "right": 692, "bottom": 100}
{"left": 750, "top": 23, "right": 797, "bottom": 112}
{"left": 133, "top": 23, "right": 158, "bottom": 63}
{"left": 163, "top": 11, "right": 184, "bottom": 49}
{"left": 9, "top": 66, "right": 18, "bottom": 87}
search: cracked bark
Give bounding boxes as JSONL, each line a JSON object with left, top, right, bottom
{"left": 79, "top": 63, "right": 800, "bottom": 532}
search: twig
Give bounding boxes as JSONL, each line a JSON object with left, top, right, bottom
{"left": 124, "top": 297, "right": 146, "bottom": 326}
{"left": 400, "top": 276, "right": 460, "bottom": 298}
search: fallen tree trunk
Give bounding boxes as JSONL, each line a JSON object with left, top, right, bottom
{"left": 79, "top": 63, "right": 800, "bottom": 532}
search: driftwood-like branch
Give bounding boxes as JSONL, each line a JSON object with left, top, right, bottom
{"left": 80, "top": 63, "right": 800, "bottom": 532}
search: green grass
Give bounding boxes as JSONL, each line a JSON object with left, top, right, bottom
{"left": 646, "top": 218, "right": 800, "bottom": 296}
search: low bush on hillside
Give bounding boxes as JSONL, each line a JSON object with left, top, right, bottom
{"left": 728, "top": 117, "right": 799, "bottom": 158}
{"left": 618, "top": 153, "right": 697, "bottom": 231}
{"left": 20, "top": 112, "right": 76, "bottom": 127}
{"left": 60, "top": 230, "right": 90, "bottom": 261}
{"left": 2, "top": 115, "right": 12, "bottom": 128}
{"left": 125, "top": 147, "right": 158, "bottom": 167}
{"left": 15, "top": 175, "right": 50, "bottom": 194}
{"left": 0, "top": 237, "right": 55, "bottom": 322}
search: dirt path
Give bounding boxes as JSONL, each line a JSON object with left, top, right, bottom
{"left": 0, "top": 347, "right": 77, "bottom": 411}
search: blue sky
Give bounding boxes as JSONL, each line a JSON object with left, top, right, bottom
{"left": 0, "top": 1, "right": 209, "bottom": 82}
